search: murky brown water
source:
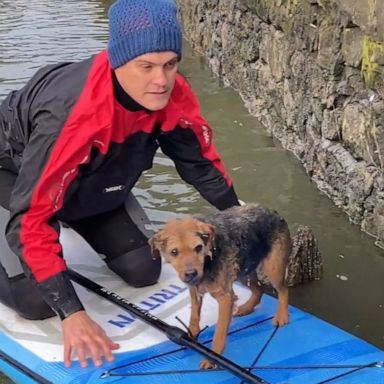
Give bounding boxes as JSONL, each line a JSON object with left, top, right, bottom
{"left": 0, "top": 0, "right": 383, "bottom": 382}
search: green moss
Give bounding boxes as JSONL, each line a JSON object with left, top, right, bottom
{"left": 286, "top": 0, "right": 299, "bottom": 16}
{"left": 361, "top": 36, "right": 384, "bottom": 87}
{"left": 287, "top": 0, "right": 298, "bottom": 8}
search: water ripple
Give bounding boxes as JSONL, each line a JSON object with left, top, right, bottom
{"left": 0, "top": 0, "right": 108, "bottom": 96}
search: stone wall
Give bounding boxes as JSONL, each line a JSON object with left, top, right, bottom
{"left": 177, "top": 0, "right": 384, "bottom": 248}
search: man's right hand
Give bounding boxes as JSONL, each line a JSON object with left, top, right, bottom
{"left": 62, "top": 310, "right": 120, "bottom": 368}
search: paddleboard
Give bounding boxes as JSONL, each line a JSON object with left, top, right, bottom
{"left": 0, "top": 227, "right": 383, "bottom": 384}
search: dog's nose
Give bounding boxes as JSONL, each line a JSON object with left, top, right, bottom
{"left": 184, "top": 269, "right": 198, "bottom": 283}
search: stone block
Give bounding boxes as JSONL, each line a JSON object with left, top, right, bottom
{"left": 342, "top": 27, "right": 363, "bottom": 67}
{"left": 322, "top": 109, "right": 343, "bottom": 140}
{"left": 317, "top": 22, "right": 343, "bottom": 74}
{"left": 341, "top": 103, "right": 378, "bottom": 165}
{"left": 377, "top": 1, "right": 384, "bottom": 41}
{"left": 337, "top": 0, "right": 371, "bottom": 30}
{"left": 372, "top": 198, "right": 384, "bottom": 248}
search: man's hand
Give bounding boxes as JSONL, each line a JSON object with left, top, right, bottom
{"left": 62, "top": 310, "right": 120, "bottom": 368}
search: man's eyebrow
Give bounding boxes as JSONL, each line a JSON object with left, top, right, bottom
{"left": 135, "top": 57, "right": 178, "bottom": 65}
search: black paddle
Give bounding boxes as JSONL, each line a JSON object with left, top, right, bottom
{"left": 67, "top": 268, "right": 268, "bottom": 384}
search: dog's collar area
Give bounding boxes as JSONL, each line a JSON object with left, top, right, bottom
{"left": 203, "top": 254, "right": 213, "bottom": 275}
{"left": 203, "top": 246, "right": 221, "bottom": 282}
{"left": 205, "top": 246, "right": 218, "bottom": 264}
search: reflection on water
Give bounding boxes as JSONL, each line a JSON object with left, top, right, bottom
{"left": 0, "top": 4, "right": 383, "bottom": 384}
{"left": 0, "top": 0, "right": 108, "bottom": 96}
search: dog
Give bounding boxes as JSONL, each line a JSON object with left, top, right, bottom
{"left": 149, "top": 204, "right": 290, "bottom": 369}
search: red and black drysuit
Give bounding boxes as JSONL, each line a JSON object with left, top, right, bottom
{"left": 0, "top": 51, "right": 239, "bottom": 320}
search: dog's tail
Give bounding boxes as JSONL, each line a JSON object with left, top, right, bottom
{"left": 286, "top": 226, "right": 323, "bottom": 287}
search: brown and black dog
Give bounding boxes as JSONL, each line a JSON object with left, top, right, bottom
{"left": 149, "top": 204, "right": 290, "bottom": 369}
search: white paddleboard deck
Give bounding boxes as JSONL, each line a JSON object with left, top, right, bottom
{"left": 0, "top": 227, "right": 251, "bottom": 362}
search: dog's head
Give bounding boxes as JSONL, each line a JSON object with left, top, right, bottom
{"left": 149, "top": 218, "right": 216, "bottom": 285}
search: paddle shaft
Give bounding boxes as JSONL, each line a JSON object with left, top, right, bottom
{"left": 0, "top": 350, "right": 53, "bottom": 384}
{"left": 67, "top": 269, "right": 268, "bottom": 384}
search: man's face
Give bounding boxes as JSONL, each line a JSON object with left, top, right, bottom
{"left": 114, "top": 51, "right": 179, "bottom": 111}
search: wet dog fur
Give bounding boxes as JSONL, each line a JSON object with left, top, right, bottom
{"left": 149, "top": 204, "right": 290, "bottom": 369}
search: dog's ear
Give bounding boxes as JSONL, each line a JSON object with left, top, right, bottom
{"left": 196, "top": 222, "right": 216, "bottom": 258}
{"left": 148, "top": 231, "right": 166, "bottom": 260}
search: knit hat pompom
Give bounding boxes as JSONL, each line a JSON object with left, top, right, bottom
{"left": 107, "top": 0, "right": 182, "bottom": 69}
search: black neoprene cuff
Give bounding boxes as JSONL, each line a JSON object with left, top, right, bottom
{"left": 212, "top": 185, "right": 240, "bottom": 211}
{"left": 37, "top": 271, "right": 84, "bottom": 320}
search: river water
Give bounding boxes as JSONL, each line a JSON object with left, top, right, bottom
{"left": 0, "top": 0, "right": 383, "bottom": 382}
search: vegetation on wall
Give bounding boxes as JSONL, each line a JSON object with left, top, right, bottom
{"left": 361, "top": 36, "right": 384, "bottom": 87}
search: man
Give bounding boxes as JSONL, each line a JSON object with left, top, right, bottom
{"left": 0, "top": 0, "right": 239, "bottom": 369}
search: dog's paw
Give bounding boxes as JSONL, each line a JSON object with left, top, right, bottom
{"left": 234, "top": 304, "right": 255, "bottom": 317}
{"left": 273, "top": 311, "right": 289, "bottom": 326}
{"left": 189, "top": 324, "right": 200, "bottom": 339}
{"left": 199, "top": 359, "right": 217, "bottom": 370}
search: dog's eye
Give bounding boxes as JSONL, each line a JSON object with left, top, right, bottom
{"left": 170, "top": 248, "right": 178, "bottom": 257}
{"left": 194, "top": 244, "right": 203, "bottom": 253}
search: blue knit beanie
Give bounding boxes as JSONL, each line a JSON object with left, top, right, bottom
{"left": 107, "top": 0, "right": 182, "bottom": 69}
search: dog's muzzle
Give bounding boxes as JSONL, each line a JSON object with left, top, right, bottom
{"left": 182, "top": 269, "right": 199, "bottom": 285}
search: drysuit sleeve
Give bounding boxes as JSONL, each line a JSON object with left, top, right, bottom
{"left": 3, "top": 52, "right": 109, "bottom": 319}
{"left": 158, "top": 76, "right": 240, "bottom": 211}
{"left": 5, "top": 111, "right": 85, "bottom": 319}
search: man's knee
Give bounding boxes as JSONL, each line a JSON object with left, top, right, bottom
{"left": 106, "top": 245, "right": 161, "bottom": 287}
{"left": 15, "top": 299, "right": 55, "bottom": 320}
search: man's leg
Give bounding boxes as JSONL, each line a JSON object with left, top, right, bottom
{"left": 0, "top": 263, "right": 56, "bottom": 320}
{"left": 0, "top": 167, "right": 55, "bottom": 319}
{"left": 66, "top": 193, "right": 161, "bottom": 287}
